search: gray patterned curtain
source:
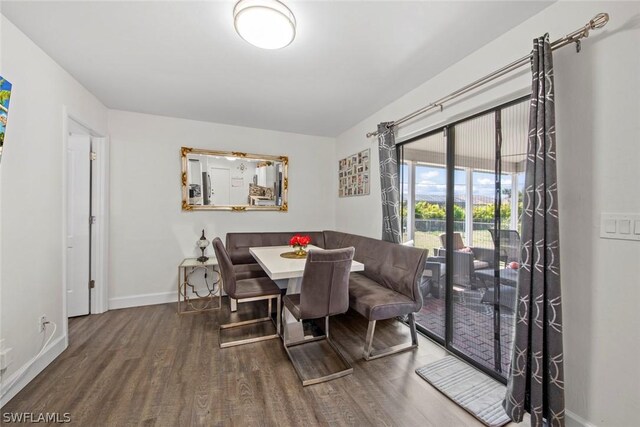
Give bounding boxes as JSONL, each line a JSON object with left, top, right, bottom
{"left": 377, "top": 122, "right": 402, "bottom": 243}
{"left": 503, "top": 34, "right": 565, "bottom": 426}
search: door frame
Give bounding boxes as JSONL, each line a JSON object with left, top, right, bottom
{"left": 396, "top": 94, "right": 531, "bottom": 385}
{"left": 61, "top": 107, "right": 109, "bottom": 338}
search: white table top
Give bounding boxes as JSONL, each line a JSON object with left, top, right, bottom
{"left": 249, "top": 245, "right": 364, "bottom": 280}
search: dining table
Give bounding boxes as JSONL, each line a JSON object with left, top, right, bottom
{"left": 249, "top": 245, "right": 365, "bottom": 343}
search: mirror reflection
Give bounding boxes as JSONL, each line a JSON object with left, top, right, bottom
{"left": 181, "top": 148, "right": 288, "bottom": 211}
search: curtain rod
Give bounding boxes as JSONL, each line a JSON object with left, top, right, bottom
{"left": 366, "top": 13, "right": 609, "bottom": 138}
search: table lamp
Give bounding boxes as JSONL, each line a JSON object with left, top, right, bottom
{"left": 197, "top": 229, "right": 209, "bottom": 262}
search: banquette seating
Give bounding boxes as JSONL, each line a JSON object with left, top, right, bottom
{"left": 323, "top": 231, "right": 427, "bottom": 360}
{"left": 225, "top": 230, "right": 427, "bottom": 360}
{"left": 226, "top": 231, "right": 326, "bottom": 280}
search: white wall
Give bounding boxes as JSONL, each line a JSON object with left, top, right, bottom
{"left": 108, "top": 110, "right": 336, "bottom": 307}
{"left": 0, "top": 15, "right": 108, "bottom": 404}
{"left": 334, "top": 2, "right": 640, "bottom": 426}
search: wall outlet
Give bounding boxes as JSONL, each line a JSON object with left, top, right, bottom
{"left": 39, "top": 315, "right": 48, "bottom": 332}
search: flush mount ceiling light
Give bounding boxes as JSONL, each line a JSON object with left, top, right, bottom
{"left": 233, "top": 0, "right": 296, "bottom": 49}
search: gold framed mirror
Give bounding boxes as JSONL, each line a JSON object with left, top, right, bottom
{"left": 181, "top": 147, "right": 288, "bottom": 212}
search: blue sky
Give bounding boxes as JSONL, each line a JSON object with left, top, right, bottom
{"left": 401, "top": 164, "right": 521, "bottom": 200}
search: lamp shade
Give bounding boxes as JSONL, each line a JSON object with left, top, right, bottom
{"left": 197, "top": 230, "right": 209, "bottom": 249}
{"left": 197, "top": 229, "right": 209, "bottom": 263}
{"left": 233, "top": 0, "right": 296, "bottom": 50}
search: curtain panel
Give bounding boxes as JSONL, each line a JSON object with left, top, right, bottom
{"left": 377, "top": 122, "right": 402, "bottom": 244}
{"left": 503, "top": 34, "right": 565, "bottom": 427}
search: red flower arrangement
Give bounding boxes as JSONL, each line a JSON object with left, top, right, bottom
{"left": 289, "top": 234, "right": 311, "bottom": 248}
{"left": 290, "top": 234, "right": 311, "bottom": 256}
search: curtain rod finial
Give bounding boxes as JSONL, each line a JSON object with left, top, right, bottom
{"left": 591, "top": 13, "right": 609, "bottom": 30}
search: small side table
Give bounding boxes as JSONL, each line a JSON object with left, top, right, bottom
{"left": 178, "top": 258, "right": 221, "bottom": 314}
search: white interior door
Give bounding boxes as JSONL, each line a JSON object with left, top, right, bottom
{"left": 67, "top": 134, "right": 91, "bottom": 317}
{"left": 209, "top": 167, "right": 230, "bottom": 205}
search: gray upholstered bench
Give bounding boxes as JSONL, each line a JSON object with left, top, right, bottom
{"left": 324, "top": 231, "right": 427, "bottom": 360}
{"left": 226, "top": 231, "right": 326, "bottom": 280}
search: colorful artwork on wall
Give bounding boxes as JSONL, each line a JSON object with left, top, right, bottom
{"left": 338, "top": 148, "right": 370, "bottom": 197}
{"left": 0, "top": 76, "right": 13, "bottom": 163}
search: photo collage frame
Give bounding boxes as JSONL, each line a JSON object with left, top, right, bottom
{"left": 338, "top": 148, "right": 370, "bottom": 197}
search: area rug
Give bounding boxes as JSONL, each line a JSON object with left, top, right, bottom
{"left": 415, "top": 356, "right": 511, "bottom": 427}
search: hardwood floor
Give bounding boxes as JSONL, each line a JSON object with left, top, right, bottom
{"left": 2, "top": 299, "right": 525, "bottom": 426}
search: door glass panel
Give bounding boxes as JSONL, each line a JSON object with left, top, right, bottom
{"left": 450, "top": 111, "right": 499, "bottom": 372}
{"left": 449, "top": 101, "right": 528, "bottom": 376}
{"left": 400, "top": 130, "right": 447, "bottom": 340}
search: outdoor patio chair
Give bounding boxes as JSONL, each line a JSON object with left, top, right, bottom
{"left": 439, "top": 232, "right": 466, "bottom": 250}
{"left": 436, "top": 232, "right": 496, "bottom": 289}
{"left": 488, "top": 229, "right": 521, "bottom": 263}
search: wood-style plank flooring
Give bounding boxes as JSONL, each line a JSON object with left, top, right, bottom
{"left": 2, "top": 299, "right": 526, "bottom": 426}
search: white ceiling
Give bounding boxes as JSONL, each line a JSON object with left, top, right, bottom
{"left": 1, "top": 1, "right": 552, "bottom": 137}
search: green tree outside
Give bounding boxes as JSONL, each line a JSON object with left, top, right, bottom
{"left": 411, "top": 201, "right": 519, "bottom": 222}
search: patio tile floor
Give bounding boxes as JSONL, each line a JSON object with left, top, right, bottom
{"left": 415, "top": 292, "right": 515, "bottom": 376}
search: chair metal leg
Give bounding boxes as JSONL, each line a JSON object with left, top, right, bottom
{"left": 219, "top": 294, "right": 280, "bottom": 348}
{"left": 282, "top": 301, "right": 288, "bottom": 343}
{"left": 276, "top": 294, "right": 281, "bottom": 337}
{"left": 408, "top": 312, "right": 418, "bottom": 345}
{"left": 283, "top": 315, "right": 326, "bottom": 347}
{"left": 363, "top": 313, "right": 419, "bottom": 361}
{"left": 364, "top": 320, "right": 376, "bottom": 359}
{"left": 325, "top": 316, "right": 330, "bottom": 339}
{"left": 284, "top": 315, "right": 353, "bottom": 386}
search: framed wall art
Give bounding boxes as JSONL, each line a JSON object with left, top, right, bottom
{"left": 0, "top": 76, "right": 13, "bottom": 164}
{"left": 338, "top": 148, "right": 370, "bottom": 197}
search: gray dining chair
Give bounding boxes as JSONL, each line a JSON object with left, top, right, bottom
{"left": 282, "top": 247, "right": 355, "bottom": 386}
{"left": 212, "top": 238, "right": 282, "bottom": 348}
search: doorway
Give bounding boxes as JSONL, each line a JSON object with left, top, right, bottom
{"left": 209, "top": 167, "right": 231, "bottom": 206}
{"left": 66, "top": 134, "right": 91, "bottom": 317}
{"left": 398, "top": 96, "right": 529, "bottom": 382}
{"left": 64, "top": 116, "right": 109, "bottom": 319}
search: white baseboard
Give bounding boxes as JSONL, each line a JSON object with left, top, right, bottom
{"left": 566, "top": 409, "right": 597, "bottom": 427}
{"left": 109, "top": 288, "right": 227, "bottom": 310}
{"left": 108, "top": 291, "right": 175, "bottom": 310}
{"left": 0, "top": 334, "right": 67, "bottom": 408}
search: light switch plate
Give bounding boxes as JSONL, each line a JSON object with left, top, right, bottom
{"left": 619, "top": 220, "right": 631, "bottom": 234}
{"left": 604, "top": 219, "right": 616, "bottom": 233}
{"left": 601, "top": 213, "right": 640, "bottom": 241}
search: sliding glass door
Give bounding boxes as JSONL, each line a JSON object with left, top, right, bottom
{"left": 401, "top": 130, "right": 448, "bottom": 339}
{"left": 399, "top": 97, "right": 528, "bottom": 380}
